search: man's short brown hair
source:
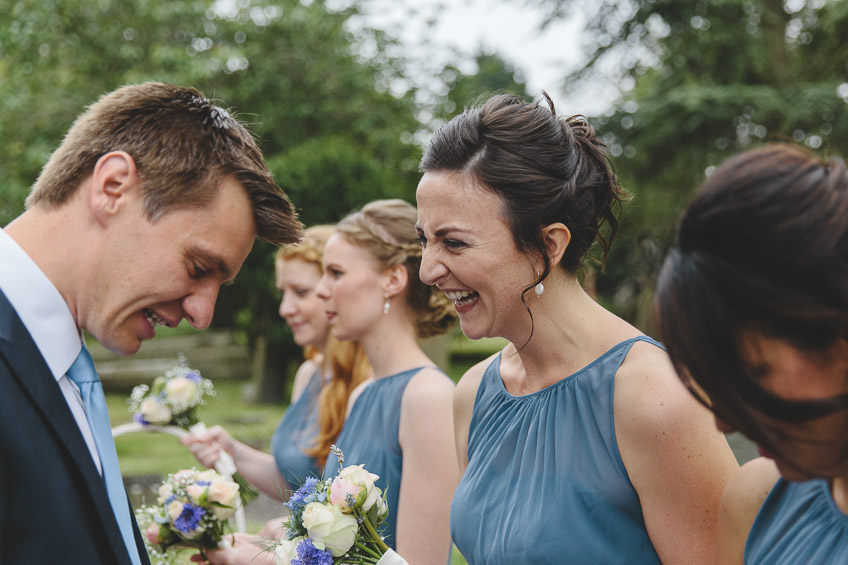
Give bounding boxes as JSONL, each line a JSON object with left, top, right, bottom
{"left": 27, "top": 82, "right": 301, "bottom": 245}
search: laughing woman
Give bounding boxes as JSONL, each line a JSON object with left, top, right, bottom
{"left": 655, "top": 144, "right": 848, "bottom": 564}
{"left": 316, "top": 199, "right": 458, "bottom": 565}
{"left": 183, "top": 226, "right": 370, "bottom": 564}
{"left": 415, "top": 93, "right": 738, "bottom": 564}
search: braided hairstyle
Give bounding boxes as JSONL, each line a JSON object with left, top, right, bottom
{"left": 335, "top": 199, "right": 457, "bottom": 338}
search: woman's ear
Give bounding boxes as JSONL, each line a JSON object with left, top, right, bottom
{"left": 89, "top": 151, "right": 139, "bottom": 225}
{"left": 542, "top": 222, "right": 571, "bottom": 267}
{"left": 382, "top": 263, "right": 409, "bottom": 298}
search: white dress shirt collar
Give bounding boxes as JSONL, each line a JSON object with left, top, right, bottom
{"left": 0, "top": 228, "right": 82, "bottom": 379}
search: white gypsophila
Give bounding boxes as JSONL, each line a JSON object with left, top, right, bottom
{"left": 171, "top": 468, "right": 199, "bottom": 488}
{"left": 128, "top": 384, "right": 149, "bottom": 413}
{"left": 157, "top": 483, "right": 174, "bottom": 505}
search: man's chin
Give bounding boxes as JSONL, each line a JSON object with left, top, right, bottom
{"left": 97, "top": 335, "right": 143, "bottom": 357}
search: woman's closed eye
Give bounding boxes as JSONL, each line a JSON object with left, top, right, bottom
{"left": 444, "top": 238, "right": 467, "bottom": 250}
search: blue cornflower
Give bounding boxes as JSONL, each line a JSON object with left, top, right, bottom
{"left": 133, "top": 413, "right": 148, "bottom": 425}
{"left": 196, "top": 480, "right": 211, "bottom": 486}
{"left": 291, "top": 538, "right": 333, "bottom": 565}
{"left": 286, "top": 477, "right": 320, "bottom": 514}
{"left": 185, "top": 370, "right": 202, "bottom": 383}
{"left": 173, "top": 503, "right": 206, "bottom": 534}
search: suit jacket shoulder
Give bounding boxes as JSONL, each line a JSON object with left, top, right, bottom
{"left": 0, "top": 290, "right": 150, "bottom": 564}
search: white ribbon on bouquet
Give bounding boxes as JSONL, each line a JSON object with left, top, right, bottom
{"left": 111, "top": 421, "right": 247, "bottom": 533}
{"left": 375, "top": 549, "right": 409, "bottom": 565}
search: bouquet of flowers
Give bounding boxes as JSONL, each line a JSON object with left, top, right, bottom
{"left": 136, "top": 468, "right": 241, "bottom": 563}
{"left": 273, "top": 447, "right": 406, "bottom": 565}
{"left": 128, "top": 356, "right": 214, "bottom": 429}
{"left": 123, "top": 357, "right": 258, "bottom": 506}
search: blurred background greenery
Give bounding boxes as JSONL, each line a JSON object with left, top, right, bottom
{"left": 3, "top": 2, "right": 845, "bottom": 392}
{"left": 6, "top": 1, "right": 832, "bottom": 561}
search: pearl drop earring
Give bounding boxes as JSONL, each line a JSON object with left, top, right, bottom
{"left": 535, "top": 282, "right": 544, "bottom": 298}
{"left": 383, "top": 293, "right": 391, "bottom": 315}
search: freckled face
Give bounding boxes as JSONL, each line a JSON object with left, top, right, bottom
{"left": 415, "top": 170, "right": 536, "bottom": 342}
{"left": 738, "top": 334, "right": 848, "bottom": 480}
{"left": 276, "top": 258, "right": 330, "bottom": 350}
{"left": 315, "top": 233, "right": 387, "bottom": 343}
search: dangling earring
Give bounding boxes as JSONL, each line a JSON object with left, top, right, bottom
{"left": 534, "top": 273, "right": 544, "bottom": 298}
{"left": 383, "top": 293, "right": 391, "bottom": 315}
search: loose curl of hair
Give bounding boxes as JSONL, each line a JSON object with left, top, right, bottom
{"left": 655, "top": 143, "right": 848, "bottom": 473}
{"left": 335, "top": 199, "right": 457, "bottom": 339}
{"left": 275, "top": 225, "right": 371, "bottom": 467}
{"left": 420, "top": 92, "right": 627, "bottom": 344}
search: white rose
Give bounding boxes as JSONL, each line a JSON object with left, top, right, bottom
{"left": 274, "top": 536, "right": 304, "bottom": 565}
{"left": 167, "top": 500, "right": 185, "bottom": 523}
{"left": 185, "top": 483, "right": 207, "bottom": 504}
{"left": 301, "top": 502, "right": 358, "bottom": 557}
{"left": 207, "top": 480, "right": 240, "bottom": 520}
{"left": 140, "top": 397, "right": 172, "bottom": 425}
{"left": 165, "top": 376, "right": 197, "bottom": 412}
{"left": 337, "top": 464, "right": 381, "bottom": 512}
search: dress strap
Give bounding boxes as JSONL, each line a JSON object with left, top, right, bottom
{"left": 623, "top": 335, "right": 666, "bottom": 351}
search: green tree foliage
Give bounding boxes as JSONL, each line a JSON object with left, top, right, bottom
{"left": 434, "top": 51, "right": 531, "bottom": 122}
{"left": 0, "top": 0, "right": 422, "bottom": 396}
{"left": 530, "top": 0, "right": 848, "bottom": 329}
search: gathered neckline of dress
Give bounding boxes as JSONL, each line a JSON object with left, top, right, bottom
{"left": 494, "top": 335, "right": 658, "bottom": 399}
{"left": 810, "top": 479, "right": 848, "bottom": 521}
{"left": 371, "top": 365, "right": 437, "bottom": 383}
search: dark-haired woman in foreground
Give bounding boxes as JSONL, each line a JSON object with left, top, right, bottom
{"left": 416, "top": 93, "right": 738, "bottom": 564}
{"left": 656, "top": 143, "right": 848, "bottom": 564}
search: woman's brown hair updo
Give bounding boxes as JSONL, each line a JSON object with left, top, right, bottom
{"left": 335, "top": 199, "right": 457, "bottom": 339}
{"left": 419, "top": 93, "right": 628, "bottom": 292}
{"left": 655, "top": 143, "right": 848, "bottom": 471}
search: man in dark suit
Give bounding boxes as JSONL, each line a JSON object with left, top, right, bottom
{"left": 0, "top": 83, "right": 302, "bottom": 563}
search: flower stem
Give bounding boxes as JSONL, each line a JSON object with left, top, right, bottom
{"left": 360, "top": 515, "right": 389, "bottom": 552}
{"left": 355, "top": 541, "right": 382, "bottom": 559}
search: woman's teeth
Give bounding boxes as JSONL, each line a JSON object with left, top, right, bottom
{"left": 144, "top": 308, "right": 165, "bottom": 328}
{"left": 445, "top": 290, "right": 478, "bottom": 305}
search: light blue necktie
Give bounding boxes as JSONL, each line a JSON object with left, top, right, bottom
{"left": 67, "top": 345, "right": 143, "bottom": 565}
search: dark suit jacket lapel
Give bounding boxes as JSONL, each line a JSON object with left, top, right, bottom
{"left": 0, "top": 290, "right": 133, "bottom": 562}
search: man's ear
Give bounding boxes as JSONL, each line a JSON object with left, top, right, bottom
{"left": 542, "top": 222, "right": 571, "bottom": 267}
{"left": 382, "top": 263, "right": 409, "bottom": 299}
{"left": 89, "top": 151, "right": 139, "bottom": 225}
